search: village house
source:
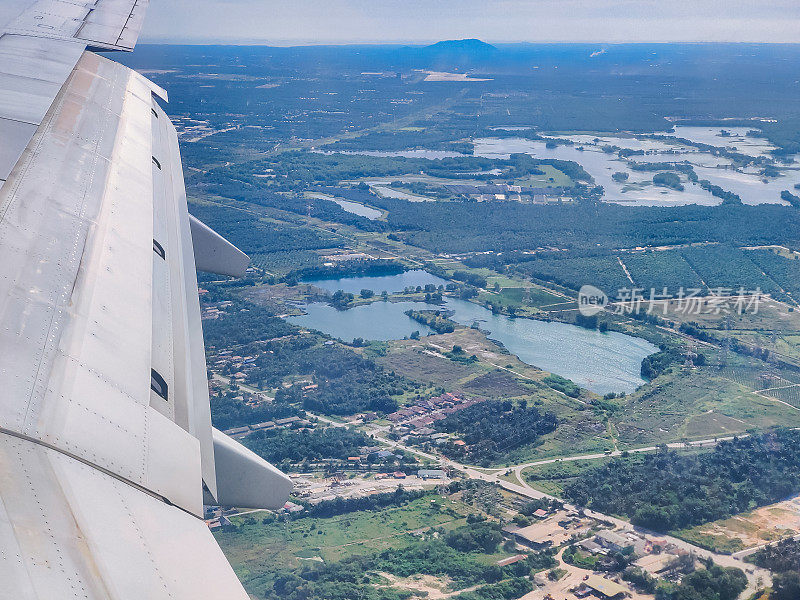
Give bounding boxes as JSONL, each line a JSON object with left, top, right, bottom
{"left": 417, "top": 469, "right": 447, "bottom": 480}
{"left": 594, "top": 529, "right": 634, "bottom": 553}
{"left": 575, "top": 575, "right": 628, "bottom": 599}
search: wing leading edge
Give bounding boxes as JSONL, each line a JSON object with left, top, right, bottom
{"left": 0, "top": 0, "right": 157, "bottom": 184}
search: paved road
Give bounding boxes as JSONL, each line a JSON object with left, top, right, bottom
{"left": 499, "top": 435, "right": 746, "bottom": 483}
{"left": 358, "top": 424, "right": 772, "bottom": 596}
{"left": 462, "top": 457, "right": 771, "bottom": 597}
{"left": 299, "top": 410, "right": 773, "bottom": 596}
{"left": 732, "top": 532, "right": 800, "bottom": 559}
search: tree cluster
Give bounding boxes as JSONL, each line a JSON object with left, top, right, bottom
{"left": 436, "top": 400, "right": 557, "bottom": 465}
{"left": 563, "top": 430, "right": 800, "bottom": 532}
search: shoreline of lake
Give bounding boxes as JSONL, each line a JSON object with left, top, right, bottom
{"left": 288, "top": 275, "right": 658, "bottom": 395}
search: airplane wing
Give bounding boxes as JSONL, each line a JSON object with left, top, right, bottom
{"left": 0, "top": 2, "right": 292, "bottom": 598}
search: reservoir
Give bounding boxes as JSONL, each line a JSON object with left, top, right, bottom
{"left": 309, "top": 193, "right": 383, "bottom": 219}
{"left": 442, "top": 298, "right": 657, "bottom": 395}
{"left": 288, "top": 276, "right": 658, "bottom": 394}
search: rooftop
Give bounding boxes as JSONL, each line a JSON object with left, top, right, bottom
{"left": 418, "top": 469, "right": 446, "bottom": 478}
{"left": 596, "top": 529, "right": 631, "bottom": 548}
{"left": 496, "top": 554, "right": 527, "bottom": 567}
{"left": 584, "top": 575, "right": 628, "bottom": 599}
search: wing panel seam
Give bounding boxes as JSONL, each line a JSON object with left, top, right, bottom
{"left": 0, "top": 428, "right": 202, "bottom": 521}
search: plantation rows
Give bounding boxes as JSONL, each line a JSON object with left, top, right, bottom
{"left": 719, "top": 366, "right": 800, "bottom": 408}
{"left": 514, "top": 255, "right": 631, "bottom": 298}
{"left": 512, "top": 245, "right": 800, "bottom": 301}
{"left": 681, "top": 245, "right": 782, "bottom": 297}
{"left": 761, "top": 385, "right": 800, "bottom": 409}
{"left": 747, "top": 248, "right": 800, "bottom": 301}
{"left": 622, "top": 251, "right": 703, "bottom": 292}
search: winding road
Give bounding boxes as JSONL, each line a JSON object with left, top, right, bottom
{"left": 344, "top": 418, "right": 773, "bottom": 597}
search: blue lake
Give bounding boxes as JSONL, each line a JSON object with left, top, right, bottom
{"left": 331, "top": 198, "right": 382, "bottom": 219}
{"left": 309, "top": 193, "right": 383, "bottom": 219}
{"left": 443, "top": 298, "right": 658, "bottom": 395}
{"left": 288, "top": 275, "right": 658, "bottom": 394}
{"left": 287, "top": 300, "right": 437, "bottom": 341}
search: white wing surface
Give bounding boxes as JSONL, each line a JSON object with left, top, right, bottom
{"left": 0, "top": 2, "right": 292, "bottom": 598}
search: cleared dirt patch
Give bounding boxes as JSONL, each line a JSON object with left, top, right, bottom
{"left": 679, "top": 494, "right": 800, "bottom": 552}
{"left": 376, "top": 572, "right": 465, "bottom": 599}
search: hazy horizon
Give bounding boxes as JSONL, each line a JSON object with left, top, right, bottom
{"left": 140, "top": 0, "right": 800, "bottom": 45}
{"left": 134, "top": 39, "right": 800, "bottom": 47}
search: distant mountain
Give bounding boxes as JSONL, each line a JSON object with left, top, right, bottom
{"left": 423, "top": 39, "right": 498, "bottom": 55}
{"left": 398, "top": 39, "right": 499, "bottom": 71}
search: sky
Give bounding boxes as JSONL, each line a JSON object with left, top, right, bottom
{"left": 140, "top": 0, "right": 800, "bottom": 45}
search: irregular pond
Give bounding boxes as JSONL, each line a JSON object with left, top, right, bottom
{"left": 289, "top": 275, "right": 658, "bottom": 394}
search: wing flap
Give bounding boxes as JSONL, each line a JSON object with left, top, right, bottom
{"left": 211, "top": 428, "right": 293, "bottom": 509}
{"left": 78, "top": 0, "right": 149, "bottom": 51}
{"left": 4, "top": 0, "right": 150, "bottom": 52}
{"left": 150, "top": 98, "right": 219, "bottom": 500}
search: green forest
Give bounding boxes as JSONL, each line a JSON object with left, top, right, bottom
{"left": 210, "top": 392, "right": 303, "bottom": 430}
{"left": 272, "top": 343, "right": 420, "bottom": 415}
{"left": 245, "top": 426, "right": 370, "bottom": 465}
{"left": 654, "top": 562, "right": 747, "bottom": 600}
{"left": 749, "top": 539, "right": 800, "bottom": 600}
{"left": 562, "top": 429, "right": 800, "bottom": 532}
{"left": 436, "top": 400, "right": 558, "bottom": 465}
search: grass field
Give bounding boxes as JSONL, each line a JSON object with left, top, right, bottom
{"left": 477, "top": 286, "right": 569, "bottom": 314}
{"left": 375, "top": 327, "right": 553, "bottom": 387}
{"left": 674, "top": 530, "right": 747, "bottom": 554}
{"left": 522, "top": 457, "right": 612, "bottom": 496}
{"left": 658, "top": 295, "right": 800, "bottom": 333}
{"left": 215, "top": 495, "right": 474, "bottom": 593}
{"left": 614, "top": 365, "right": 800, "bottom": 447}
{"left": 513, "top": 164, "right": 574, "bottom": 187}
{"left": 214, "top": 493, "right": 524, "bottom": 596}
